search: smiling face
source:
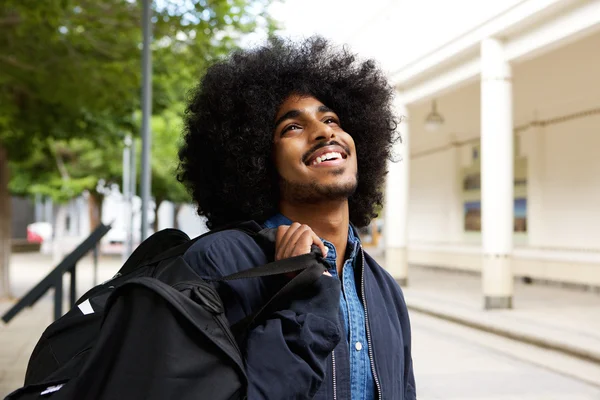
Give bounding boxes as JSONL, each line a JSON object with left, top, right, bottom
{"left": 272, "top": 94, "right": 358, "bottom": 204}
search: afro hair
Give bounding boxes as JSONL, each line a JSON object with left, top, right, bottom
{"left": 178, "top": 36, "right": 399, "bottom": 229}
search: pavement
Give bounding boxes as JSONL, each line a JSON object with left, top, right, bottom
{"left": 395, "top": 264, "right": 600, "bottom": 366}
{"left": 411, "top": 312, "right": 600, "bottom": 399}
{"left": 1, "top": 251, "right": 600, "bottom": 398}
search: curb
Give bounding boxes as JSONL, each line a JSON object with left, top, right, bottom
{"left": 406, "top": 302, "right": 600, "bottom": 365}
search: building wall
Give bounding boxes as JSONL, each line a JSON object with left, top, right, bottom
{"left": 11, "top": 196, "right": 34, "bottom": 239}
{"left": 405, "top": 32, "right": 600, "bottom": 286}
{"left": 525, "top": 115, "right": 600, "bottom": 251}
{"left": 408, "top": 147, "right": 462, "bottom": 244}
{"left": 514, "top": 32, "right": 600, "bottom": 251}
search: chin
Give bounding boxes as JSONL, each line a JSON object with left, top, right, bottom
{"left": 315, "top": 180, "right": 357, "bottom": 199}
{"left": 280, "top": 176, "right": 357, "bottom": 204}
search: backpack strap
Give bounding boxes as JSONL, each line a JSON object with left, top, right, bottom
{"left": 236, "top": 256, "right": 325, "bottom": 334}
{"left": 210, "top": 245, "right": 328, "bottom": 336}
{"left": 119, "top": 220, "right": 265, "bottom": 276}
{"left": 216, "top": 247, "right": 321, "bottom": 281}
{"left": 119, "top": 229, "right": 191, "bottom": 276}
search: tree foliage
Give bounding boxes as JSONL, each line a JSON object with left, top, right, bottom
{"left": 150, "top": 106, "right": 190, "bottom": 206}
{"left": 0, "top": 0, "right": 277, "bottom": 297}
{"left": 1, "top": 0, "right": 276, "bottom": 202}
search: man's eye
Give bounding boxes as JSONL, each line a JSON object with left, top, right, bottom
{"left": 282, "top": 124, "right": 301, "bottom": 135}
{"left": 324, "top": 118, "right": 339, "bottom": 125}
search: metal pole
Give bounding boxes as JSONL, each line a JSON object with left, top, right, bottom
{"left": 122, "top": 135, "right": 132, "bottom": 262}
{"left": 129, "top": 139, "right": 137, "bottom": 252}
{"left": 54, "top": 277, "right": 63, "bottom": 321}
{"left": 140, "top": 0, "right": 153, "bottom": 241}
{"left": 70, "top": 266, "right": 77, "bottom": 307}
{"left": 93, "top": 245, "right": 98, "bottom": 286}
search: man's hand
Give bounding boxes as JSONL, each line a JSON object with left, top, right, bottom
{"left": 275, "top": 223, "right": 331, "bottom": 276}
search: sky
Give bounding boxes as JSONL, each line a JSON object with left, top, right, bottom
{"left": 265, "top": 0, "right": 524, "bottom": 74}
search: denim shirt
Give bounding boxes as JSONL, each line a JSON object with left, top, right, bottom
{"left": 263, "top": 214, "right": 375, "bottom": 400}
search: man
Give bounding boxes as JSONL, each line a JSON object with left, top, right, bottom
{"left": 178, "top": 37, "right": 416, "bottom": 399}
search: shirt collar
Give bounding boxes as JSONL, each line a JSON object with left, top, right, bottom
{"left": 263, "top": 213, "right": 293, "bottom": 229}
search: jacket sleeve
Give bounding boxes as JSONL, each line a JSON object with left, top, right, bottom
{"left": 243, "top": 275, "right": 341, "bottom": 399}
{"left": 184, "top": 233, "right": 342, "bottom": 400}
{"left": 404, "top": 333, "right": 416, "bottom": 399}
{"left": 397, "top": 288, "right": 416, "bottom": 400}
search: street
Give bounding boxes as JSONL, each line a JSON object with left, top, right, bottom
{"left": 410, "top": 312, "right": 600, "bottom": 400}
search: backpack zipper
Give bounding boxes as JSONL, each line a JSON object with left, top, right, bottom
{"left": 361, "top": 247, "right": 382, "bottom": 399}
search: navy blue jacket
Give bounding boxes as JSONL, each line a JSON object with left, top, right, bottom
{"left": 183, "top": 225, "right": 416, "bottom": 400}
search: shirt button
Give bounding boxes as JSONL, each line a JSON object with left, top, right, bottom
{"left": 355, "top": 342, "right": 363, "bottom": 351}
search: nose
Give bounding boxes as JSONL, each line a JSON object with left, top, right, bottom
{"left": 310, "top": 121, "right": 335, "bottom": 142}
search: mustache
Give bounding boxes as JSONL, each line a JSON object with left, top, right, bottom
{"left": 302, "top": 141, "right": 351, "bottom": 164}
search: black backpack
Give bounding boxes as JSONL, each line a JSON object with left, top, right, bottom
{"left": 6, "top": 221, "right": 329, "bottom": 400}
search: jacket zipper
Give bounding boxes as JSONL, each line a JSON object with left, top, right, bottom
{"left": 361, "top": 247, "right": 382, "bottom": 399}
{"left": 331, "top": 350, "right": 337, "bottom": 400}
{"left": 332, "top": 262, "right": 348, "bottom": 400}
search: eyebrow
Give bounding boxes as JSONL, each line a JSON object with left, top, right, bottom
{"left": 274, "top": 105, "right": 335, "bottom": 129}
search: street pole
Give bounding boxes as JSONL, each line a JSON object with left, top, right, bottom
{"left": 122, "top": 135, "right": 132, "bottom": 262}
{"left": 129, "top": 137, "right": 136, "bottom": 253}
{"left": 140, "top": 0, "right": 153, "bottom": 241}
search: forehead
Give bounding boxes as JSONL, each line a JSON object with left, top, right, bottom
{"left": 276, "top": 94, "right": 327, "bottom": 116}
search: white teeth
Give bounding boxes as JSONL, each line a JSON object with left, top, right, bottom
{"left": 312, "top": 151, "right": 343, "bottom": 165}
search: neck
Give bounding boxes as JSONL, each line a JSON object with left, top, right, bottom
{"left": 279, "top": 200, "right": 350, "bottom": 274}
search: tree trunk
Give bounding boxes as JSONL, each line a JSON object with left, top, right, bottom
{"left": 88, "top": 191, "right": 104, "bottom": 232}
{"left": 0, "top": 144, "right": 12, "bottom": 298}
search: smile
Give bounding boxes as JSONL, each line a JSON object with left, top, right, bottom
{"left": 311, "top": 151, "right": 345, "bottom": 166}
{"left": 304, "top": 144, "right": 349, "bottom": 167}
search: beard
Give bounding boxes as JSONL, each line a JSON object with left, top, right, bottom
{"left": 279, "top": 172, "right": 358, "bottom": 204}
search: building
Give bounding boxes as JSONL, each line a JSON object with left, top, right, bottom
{"left": 351, "top": 0, "right": 600, "bottom": 308}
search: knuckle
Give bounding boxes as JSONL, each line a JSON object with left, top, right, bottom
{"left": 301, "top": 229, "right": 312, "bottom": 237}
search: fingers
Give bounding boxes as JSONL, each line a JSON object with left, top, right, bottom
{"left": 275, "top": 225, "right": 290, "bottom": 261}
{"left": 275, "top": 223, "right": 299, "bottom": 260}
{"left": 278, "top": 223, "right": 310, "bottom": 259}
{"left": 309, "top": 231, "right": 328, "bottom": 259}
{"left": 274, "top": 222, "right": 329, "bottom": 260}
{"left": 289, "top": 229, "right": 313, "bottom": 258}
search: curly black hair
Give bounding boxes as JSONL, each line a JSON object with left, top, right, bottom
{"left": 178, "top": 36, "right": 399, "bottom": 229}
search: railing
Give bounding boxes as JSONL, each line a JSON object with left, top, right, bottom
{"left": 2, "top": 223, "right": 112, "bottom": 324}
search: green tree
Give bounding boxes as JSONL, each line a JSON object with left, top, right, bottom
{"left": 0, "top": 0, "right": 276, "bottom": 298}
{"left": 150, "top": 106, "right": 190, "bottom": 231}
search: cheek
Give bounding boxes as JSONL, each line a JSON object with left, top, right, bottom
{"left": 347, "top": 139, "right": 358, "bottom": 170}
{"left": 273, "top": 142, "right": 302, "bottom": 178}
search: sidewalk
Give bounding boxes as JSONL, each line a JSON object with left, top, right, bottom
{"left": 394, "top": 263, "right": 600, "bottom": 364}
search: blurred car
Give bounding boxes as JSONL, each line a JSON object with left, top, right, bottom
{"left": 27, "top": 222, "right": 53, "bottom": 244}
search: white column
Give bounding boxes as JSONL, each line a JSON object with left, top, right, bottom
{"left": 480, "top": 38, "right": 514, "bottom": 309}
{"left": 384, "top": 99, "right": 410, "bottom": 286}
